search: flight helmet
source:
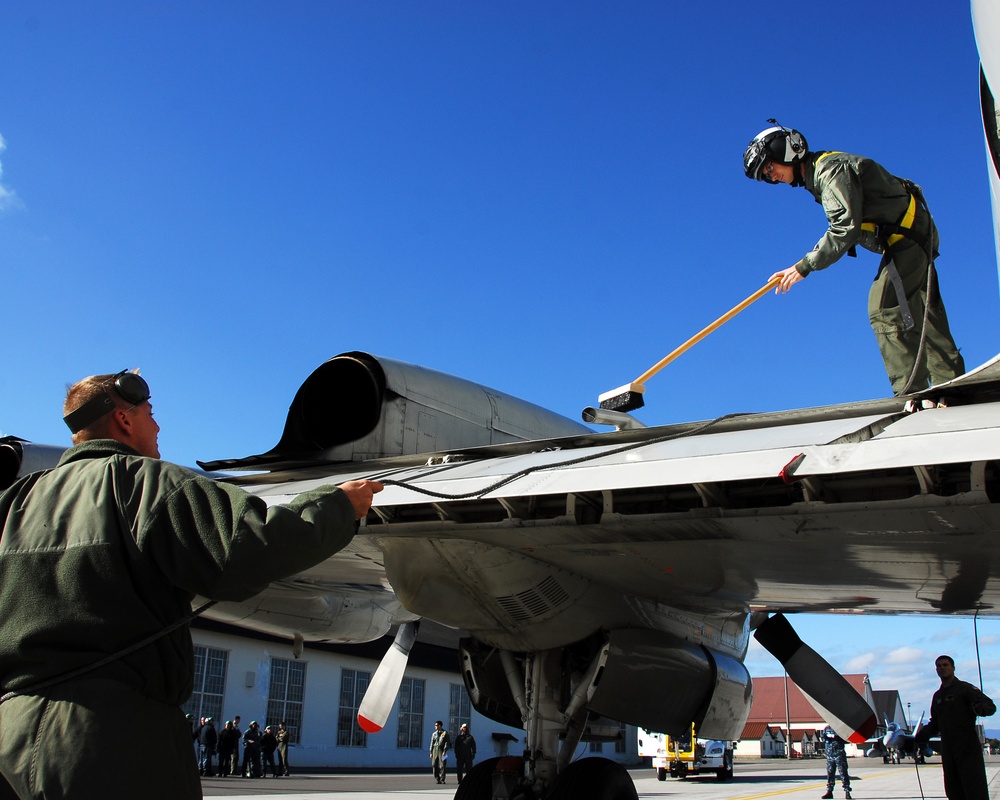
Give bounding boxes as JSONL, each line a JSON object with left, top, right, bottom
{"left": 744, "top": 120, "right": 808, "bottom": 182}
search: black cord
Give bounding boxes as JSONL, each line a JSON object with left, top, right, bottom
{"left": 376, "top": 412, "right": 750, "bottom": 501}
{"left": 0, "top": 600, "right": 217, "bottom": 705}
{"left": 913, "top": 747, "right": 925, "bottom": 800}
{"left": 899, "top": 195, "right": 938, "bottom": 396}
{"left": 899, "top": 260, "right": 935, "bottom": 396}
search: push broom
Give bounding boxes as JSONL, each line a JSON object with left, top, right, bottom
{"left": 598, "top": 275, "right": 781, "bottom": 413}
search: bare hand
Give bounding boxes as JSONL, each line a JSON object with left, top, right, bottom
{"left": 769, "top": 265, "right": 805, "bottom": 294}
{"left": 338, "top": 480, "right": 384, "bottom": 519}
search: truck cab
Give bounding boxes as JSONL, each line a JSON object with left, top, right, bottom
{"left": 638, "top": 724, "right": 735, "bottom": 782}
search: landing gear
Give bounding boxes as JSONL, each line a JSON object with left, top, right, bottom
{"left": 716, "top": 752, "right": 733, "bottom": 781}
{"left": 459, "top": 642, "right": 637, "bottom": 799}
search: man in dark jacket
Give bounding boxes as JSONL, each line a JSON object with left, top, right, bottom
{"left": 260, "top": 725, "right": 278, "bottom": 777}
{"left": 453, "top": 723, "right": 477, "bottom": 784}
{"left": 199, "top": 718, "right": 218, "bottom": 777}
{"left": 242, "top": 721, "right": 263, "bottom": 778}
{"left": 0, "top": 370, "right": 382, "bottom": 799}
{"left": 916, "top": 655, "right": 996, "bottom": 800}
{"left": 217, "top": 721, "right": 238, "bottom": 777}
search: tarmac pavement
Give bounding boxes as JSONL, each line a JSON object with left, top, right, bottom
{"left": 200, "top": 755, "right": 1000, "bottom": 799}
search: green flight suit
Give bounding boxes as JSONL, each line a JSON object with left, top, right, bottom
{"left": 0, "top": 440, "right": 358, "bottom": 799}
{"left": 798, "top": 151, "right": 965, "bottom": 394}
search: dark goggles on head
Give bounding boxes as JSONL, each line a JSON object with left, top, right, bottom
{"left": 63, "top": 370, "right": 151, "bottom": 433}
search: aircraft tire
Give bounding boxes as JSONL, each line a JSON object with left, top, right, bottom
{"left": 657, "top": 767, "right": 667, "bottom": 781}
{"left": 547, "top": 757, "right": 638, "bottom": 800}
{"left": 453, "top": 757, "right": 502, "bottom": 800}
{"left": 716, "top": 753, "right": 733, "bottom": 781}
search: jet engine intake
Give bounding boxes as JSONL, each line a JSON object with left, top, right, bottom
{"left": 459, "top": 630, "right": 752, "bottom": 742}
{"left": 0, "top": 437, "right": 66, "bottom": 491}
{"left": 199, "top": 352, "right": 590, "bottom": 471}
{"left": 588, "top": 629, "right": 752, "bottom": 740}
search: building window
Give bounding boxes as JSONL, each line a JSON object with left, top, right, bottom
{"left": 615, "top": 721, "right": 628, "bottom": 754}
{"left": 267, "top": 657, "right": 306, "bottom": 744}
{"left": 589, "top": 721, "right": 627, "bottom": 754}
{"left": 396, "top": 676, "right": 425, "bottom": 748}
{"left": 337, "top": 668, "right": 371, "bottom": 747}
{"left": 183, "top": 645, "right": 228, "bottom": 722}
{"left": 448, "top": 683, "right": 471, "bottom": 737}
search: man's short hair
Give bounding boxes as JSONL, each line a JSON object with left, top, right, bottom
{"left": 435, "top": 720, "right": 443, "bottom": 726}
{"left": 63, "top": 373, "right": 122, "bottom": 440}
{"left": 63, "top": 371, "right": 148, "bottom": 442}
{"left": 936, "top": 654, "right": 955, "bottom": 666}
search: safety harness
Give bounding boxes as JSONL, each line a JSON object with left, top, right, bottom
{"left": 814, "top": 152, "right": 935, "bottom": 331}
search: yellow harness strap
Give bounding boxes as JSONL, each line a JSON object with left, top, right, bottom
{"left": 861, "top": 193, "right": 917, "bottom": 246}
{"left": 815, "top": 152, "right": 918, "bottom": 245}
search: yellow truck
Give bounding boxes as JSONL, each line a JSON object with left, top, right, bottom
{"left": 637, "top": 724, "right": 734, "bottom": 781}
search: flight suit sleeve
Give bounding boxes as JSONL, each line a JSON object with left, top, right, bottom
{"left": 124, "top": 460, "right": 358, "bottom": 601}
{"left": 799, "top": 162, "right": 866, "bottom": 274}
{"left": 971, "top": 687, "right": 996, "bottom": 717}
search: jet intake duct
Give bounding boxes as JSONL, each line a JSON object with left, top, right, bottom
{"left": 199, "top": 352, "right": 590, "bottom": 471}
{"left": 588, "top": 629, "right": 752, "bottom": 740}
{"left": 0, "top": 437, "right": 66, "bottom": 491}
{"left": 276, "top": 352, "right": 386, "bottom": 454}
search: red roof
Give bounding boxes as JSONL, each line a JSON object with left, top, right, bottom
{"left": 740, "top": 722, "right": 783, "bottom": 740}
{"left": 747, "top": 675, "right": 870, "bottom": 724}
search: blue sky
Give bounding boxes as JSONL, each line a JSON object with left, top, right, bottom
{"left": 2, "top": 1, "right": 998, "bottom": 718}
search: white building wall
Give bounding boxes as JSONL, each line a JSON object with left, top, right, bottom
{"left": 192, "top": 627, "right": 638, "bottom": 769}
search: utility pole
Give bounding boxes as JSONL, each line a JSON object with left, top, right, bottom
{"left": 784, "top": 671, "right": 792, "bottom": 760}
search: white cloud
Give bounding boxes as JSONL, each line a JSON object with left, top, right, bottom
{"left": 0, "top": 133, "right": 22, "bottom": 213}
{"left": 843, "top": 651, "right": 876, "bottom": 672}
{"left": 883, "top": 645, "right": 925, "bottom": 665}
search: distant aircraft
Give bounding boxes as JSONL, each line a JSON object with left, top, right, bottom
{"left": 866, "top": 718, "right": 935, "bottom": 764}
{"left": 4, "top": 4, "right": 1000, "bottom": 799}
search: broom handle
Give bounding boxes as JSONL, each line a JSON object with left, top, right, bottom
{"left": 633, "top": 275, "right": 781, "bottom": 385}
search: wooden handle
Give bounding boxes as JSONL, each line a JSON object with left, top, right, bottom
{"left": 633, "top": 276, "right": 781, "bottom": 386}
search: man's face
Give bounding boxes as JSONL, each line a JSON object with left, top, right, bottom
{"left": 935, "top": 658, "right": 955, "bottom": 681}
{"left": 126, "top": 401, "right": 161, "bottom": 458}
{"left": 763, "top": 161, "right": 795, "bottom": 184}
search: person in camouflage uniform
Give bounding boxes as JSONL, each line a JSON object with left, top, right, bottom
{"left": 821, "top": 726, "right": 851, "bottom": 799}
